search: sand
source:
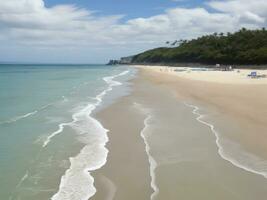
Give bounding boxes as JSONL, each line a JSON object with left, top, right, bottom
{"left": 138, "top": 66, "right": 267, "bottom": 159}
{"left": 91, "top": 66, "right": 267, "bottom": 200}
{"left": 91, "top": 95, "right": 152, "bottom": 200}
{"left": 138, "top": 65, "right": 267, "bottom": 84}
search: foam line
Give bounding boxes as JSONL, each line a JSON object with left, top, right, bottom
{"left": 141, "top": 115, "right": 159, "bottom": 200}
{"left": 50, "top": 70, "right": 130, "bottom": 200}
{"left": 43, "top": 70, "right": 129, "bottom": 148}
{"left": 0, "top": 102, "right": 54, "bottom": 126}
{"left": 0, "top": 111, "right": 38, "bottom": 125}
{"left": 134, "top": 103, "right": 159, "bottom": 200}
{"left": 43, "top": 123, "right": 68, "bottom": 147}
{"left": 15, "top": 171, "right": 29, "bottom": 189}
{"left": 184, "top": 102, "right": 267, "bottom": 179}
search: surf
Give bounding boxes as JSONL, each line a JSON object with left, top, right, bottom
{"left": 50, "top": 70, "right": 130, "bottom": 200}
{"left": 184, "top": 102, "right": 267, "bottom": 179}
{"left": 134, "top": 103, "right": 159, "bottom": 200}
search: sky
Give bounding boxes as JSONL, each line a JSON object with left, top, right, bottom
{"left": 0, "top": 0, "right": 267, "bottom": 64}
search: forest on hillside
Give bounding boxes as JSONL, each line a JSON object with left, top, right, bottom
{"left": 132, "top": 28, "right": 267, "bottom": 65}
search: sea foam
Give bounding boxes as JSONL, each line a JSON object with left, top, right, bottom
{"left": 0, "top": 111, "right": 38, "bottom": 125}
{"left": 184, "top": 102, "right": 267, "bottom": 179}
{"left": 0, "top": 102, "right": 53, "bottom": 126}
{"left": 134, "top": 103, "right": 159, "bottom": 200}
{"left": 50, "top": 70, "right": 129, "bottom": 200}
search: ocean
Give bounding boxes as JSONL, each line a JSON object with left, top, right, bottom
{"left": 0, "top": 64, "right": 135, "bottom": 200}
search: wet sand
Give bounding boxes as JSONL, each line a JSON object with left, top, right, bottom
{"left": 91, "top": 67, "right": 267, "bottom": 200}
{"left": 91, "top": 94, "right": 152, "bottom": 200}
{"left": 140, "top": 66, "right": 267, "bottom": 160}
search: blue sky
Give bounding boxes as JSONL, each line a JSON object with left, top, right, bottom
{"left": 0, "top": 0, "right": 266, "bottom": 63}
{"left": 45, "top": 0, "right": 204, "bottom": 20}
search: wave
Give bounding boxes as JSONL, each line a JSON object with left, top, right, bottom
{"left": 43, "top": 70, "right": 129, "bottom": 148}
{"left": 0, "top": 102, "right": 54, "bottom": 126}
{"left": 134, "top": 103, "right": 159, "bottom": 200}
{"left": 0, "top": 111, "right": 38, "bottom": 125}
{"left": 184, "top": 102, "right": 267, "bottom": 179}
{"left": 49, "top": 70, "right": 129, "bottom": 200}
{"left": 43, "top": 123, "right": 67, "bottom": 147}
{"left": 15, "top": 171, "right": 29, "bottom": 189}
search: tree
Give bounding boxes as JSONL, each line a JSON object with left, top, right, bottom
{"left": 132, "top": 28, "right": 267, "bottom": 66}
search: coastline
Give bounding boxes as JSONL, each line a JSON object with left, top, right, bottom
{"left": 91, "top": 65, "right": 267, "bottom": 199}
{"left": 114, "top": 63, "right": 267, "bottom": 70}
{"left": 49, "top": 69, "right": 133, "bottom": 200}
{"left": 135, "top": 65, "right": 267, "bottom": 84}
{"left": 139, "top": 65, "right": 267, "bottom": 163}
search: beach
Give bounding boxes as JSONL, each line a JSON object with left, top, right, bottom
{"left": 3, "top": 1, "right": 267, "bottom": 200}
{"left": 139, "top": 66, "right": 267, "bottom": 160}
{"left": 91, "top": 65, "right": 267, "bottom": 199}
{"left": 3, "top": 64, "right": 267, "bottom": 200}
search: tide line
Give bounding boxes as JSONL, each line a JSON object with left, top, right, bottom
{"left": 184, "top": 102, "right": 267, "bottom": 179}
{"left": 134, "top": 102, "right": 159, "bottom": 200}
{"left": 50, "top": 70, "right": 130, "bottom": 200}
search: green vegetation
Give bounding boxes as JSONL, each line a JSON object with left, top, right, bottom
{"left": 132, "top": 28, "right": 267, "bottom": 65}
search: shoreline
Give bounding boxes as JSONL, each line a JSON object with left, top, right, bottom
{"left": 116, "top": 63, "right": 267, "bottom": 70}
{"left": 91, "top": 65, "right": 267, "bottom": 199}
{"left": 135, "top": 65, "right": 267, "bottom": 84}
{"left": 91, "top": 91, "right": 153, "bottom": 200}
{"left": 50, "top": 70, "right": 131, "bottom": 200}
{"left": 139, "top": 65, "right": 267, "bottom": 153}
{"left": 138, "top": 65, "right": 267, "bottom": 177}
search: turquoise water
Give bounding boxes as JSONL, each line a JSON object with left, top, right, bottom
{"left": 0, "top": 64, "right": 134, "bottom": 200}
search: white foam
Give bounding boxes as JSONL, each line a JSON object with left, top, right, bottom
{"left": 43, "top": 122, "right": 67, "bottom": 147}
{"left": 62, "top": 96, "right": 68, "bottom": 102}
{"left": 50, "top": 70, "right": 130, "bottom": 200}
{"left": 134, "top": 103, "right": 159, "bottom": 200}
{"left": 16, "top": 171, "right": 29, "bottom": 189}
{"left": 43, "top": 70, "right": 129, "bottom": 148}
{"left": 184, "top": 102, "right": 267, "bottom": 179}
{"left": 0, "top": 102, "right": 53, "bottom": 126}
{"left": 142, "top": 115, "right": 159, "bottom": 200}
{"left": 0, "top": 111, "right": 38, "bottom": 125}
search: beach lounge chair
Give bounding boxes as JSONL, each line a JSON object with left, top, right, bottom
{"left": 248, "top": 71, "right": 257, "bottom": 78}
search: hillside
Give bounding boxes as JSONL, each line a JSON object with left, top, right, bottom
{"left": 132, "top": 28, "right": 267, "bottom": 66}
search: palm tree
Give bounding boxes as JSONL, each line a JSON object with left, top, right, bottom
{"left": 171, "top": 40, "right": 178, "bottom": 46}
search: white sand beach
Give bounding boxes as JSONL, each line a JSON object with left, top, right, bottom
{"left": 137, "top": 65, "right": 267, "bottom": 85}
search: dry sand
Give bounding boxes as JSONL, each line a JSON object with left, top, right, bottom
{"left": 139, "top": 65, "right": 267, "bottom": 84}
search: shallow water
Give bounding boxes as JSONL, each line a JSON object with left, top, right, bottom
{"left": 0, "top": 64, "right": 135, "bottom": 200}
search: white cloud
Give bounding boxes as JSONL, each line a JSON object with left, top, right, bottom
{"left": 208, "top": 0, "right": 267, "bottom": 24}
{"left": 0, "top": 0, "right": 266, "bottom": 63}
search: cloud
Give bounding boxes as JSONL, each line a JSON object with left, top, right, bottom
{"left": 208, "top": 0, "right": 267, "bottom": 25}
{"left": 0, "top": 0, "right": 266, "bottom": 62}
